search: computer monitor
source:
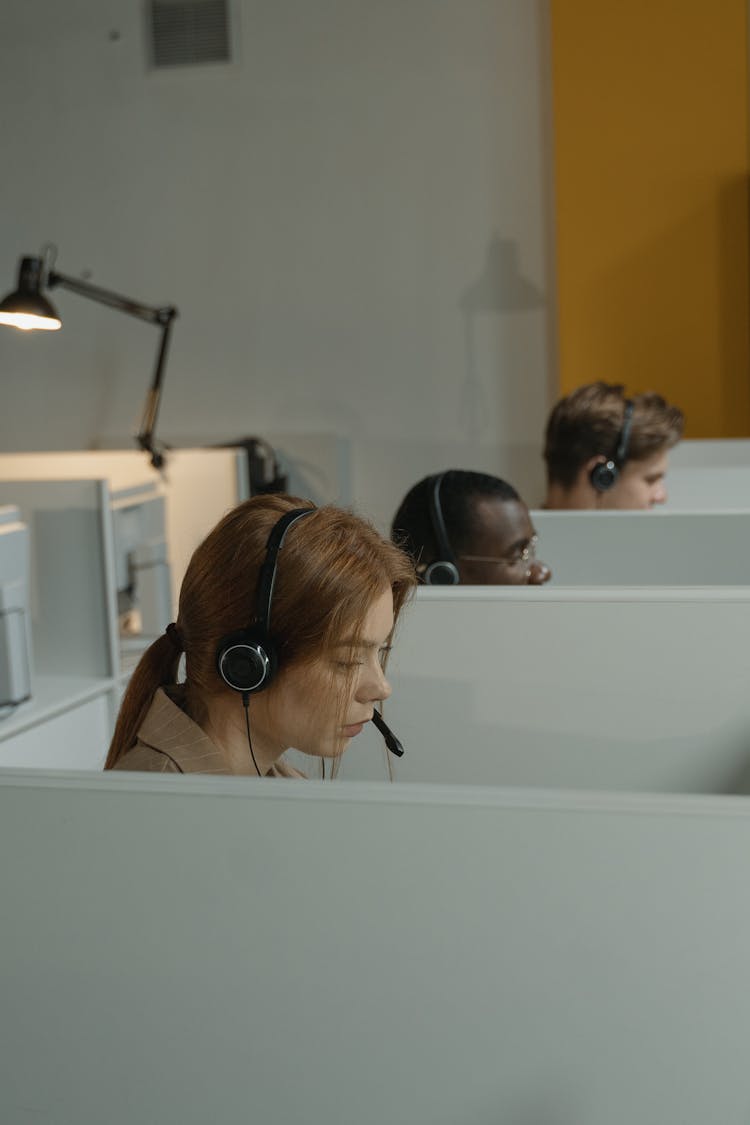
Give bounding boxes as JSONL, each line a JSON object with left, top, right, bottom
{"left": 0, "top": 506, "right": 32, "bottom": 706}
{"left": 110, "top": 485, "right": 173, "bottom": 640}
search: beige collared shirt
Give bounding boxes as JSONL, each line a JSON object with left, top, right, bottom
{"left": 112, "top": 687, "right": 304, "bottom": 777}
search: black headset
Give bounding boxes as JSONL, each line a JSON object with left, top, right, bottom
{"left": 215, "top": 507, "right": 314, "bottom": 696}
{"left": 589, "top": 399, "right": 635, "bottom": 493}
{"left": 423, "top": 472, "right": 460, "bottom": 586}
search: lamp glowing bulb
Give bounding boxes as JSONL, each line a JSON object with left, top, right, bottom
{"left": 0, "top": 310, "right": 61, "bottom": 331}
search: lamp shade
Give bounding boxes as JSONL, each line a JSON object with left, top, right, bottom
{"left": 0, "top": 256, "right": 61, "bottom": 331}
{"left": 0, "top": 247, "right": 178, "bottom": 468}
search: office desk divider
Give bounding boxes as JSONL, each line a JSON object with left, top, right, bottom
{"left": 0, "top": 448, "right": 249, "bottom": 608}
{"left": 0, "top": 450, "right": 248, "bottom": 767}
{"left": 336, "top": 586, "right": 750, "bottom": 794}
{"left": 669, "top": 438, "right": 750, "bottom": 467}
{"left": 530, "top": 508, "right": 750, "bottom": 584}
{"left": 1, "top": 769, "right": 749, "bottom": 1125}
{"left": 664, "top": 466, "right": 750, "bottom": 510}
{"left": 665, "top": 435, "right": 750, "bottom": 508}
{"left": 658, "top": 440, "right": 750, "bottom": 506}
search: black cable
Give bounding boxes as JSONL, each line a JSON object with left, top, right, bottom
{"left": 242, "top": 692, "right": 262, "bottom": 777}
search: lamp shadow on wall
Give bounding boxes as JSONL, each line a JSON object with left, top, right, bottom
{"left": 458, "top": 233, "right": 546, "bottom": 484}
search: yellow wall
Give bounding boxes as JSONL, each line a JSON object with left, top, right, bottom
{"left": 551, "top": 1, "right": 750, "bottom": 435}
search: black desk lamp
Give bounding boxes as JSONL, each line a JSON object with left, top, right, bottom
{"left": 0, "top": 249, "right": 178, "bottom": 469}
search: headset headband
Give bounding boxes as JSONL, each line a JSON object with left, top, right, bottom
{"left": 614, "top": 400, "right": 635, "bottom": 466}
{"left": 429, "top": 473, "right": 458, "bottom": 568}
{"left": 254, "top": 507, "right": 314, "bottom": 637}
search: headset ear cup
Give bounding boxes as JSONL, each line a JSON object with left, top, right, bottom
{"left": 423, "top": 559, "right": 460, "bottom": 585}
{"left": 216, "top": 629, "right": 277, "bottom": 694}
{"left": 214, "top": 507, "right": 314, "bottom": 699}
{"left": 590, "top": 459, "right": 618, "bottom": 493}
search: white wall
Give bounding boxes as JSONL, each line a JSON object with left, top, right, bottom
{"left": 0, "top": 0, "right": 555, "bottom": 531}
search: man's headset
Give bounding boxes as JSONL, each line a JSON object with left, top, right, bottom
{"left": 423, "top": 472, "right": 460, "bottom": 586}
{"left": 215, "top": 506, "right": 404, "bottom": 756}
{"left": 589, "top": 399, "right": 635, "bottom": 493}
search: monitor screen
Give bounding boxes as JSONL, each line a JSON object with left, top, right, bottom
{"left": 0, "top": 505, "right": 32, "bottom": 707}
{"left": 110, "top": 485, "right": 172, "bottom": 640}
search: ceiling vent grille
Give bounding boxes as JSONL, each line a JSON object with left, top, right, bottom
{"left": 149, "top": 0, "right": 231, "bottom": 69}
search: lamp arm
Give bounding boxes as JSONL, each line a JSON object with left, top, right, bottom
{"left": 48, "top": 269, "right": 178, "bottom": 471}
{"left": 136, "top": 313, "right": 176, "bottom": 470}
{"left": 48, "top": 269, "right": 175, "bottom": 326}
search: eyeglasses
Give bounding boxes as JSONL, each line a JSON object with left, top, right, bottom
{"left": 459, "top": 535, "right": 538, "bottom": 569}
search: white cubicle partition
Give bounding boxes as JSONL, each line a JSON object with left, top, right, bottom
{"left": 0, "top": 470, "right": 190, "bottom": 766}
{"left": 531, "top": 508, "right": 750, "bottom": 584}
{"left": 656, "top": 439, "right": 750, "bottom": 509}
{"left": 1, "top": 771, "right": 750, "bottom": 1125}
{"left": 670, "top": 438, "right": 750, "bottom": 467}
{"left": 665, "top": 466, "right": 750, "bottom": 510}
{"left": 339, "top": 587, "right": 750, "bottom": 793}
{"left": 0, "top": 448, "right": 248, "bottom": 609}
{"left": 0, "top": 480, "right": 118, "bottom": 768}
{"left": 0, "top": 506, "right": 32, "bottom": 706}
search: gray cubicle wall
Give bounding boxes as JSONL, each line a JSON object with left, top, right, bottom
{"left": 669, "top": 438, "right": 750, "bottom": 467}
{"left": 0, "top": 479, "right": 118, "bottom": 680}
{"left": 337, "top": 587, "right": 750, "bottom": 792}
{"left": 531, "top": 509, "right": 750, "bottom": 584}
{"left": 665, "top": 438, "right": 750, "bottom": 508}
{"left": 0, "top": 448, "right": 249, "bottom": 613}
{"left": 2, "top": 771, "right": 750, "bottom": 1125}
{"left": 665, "top": 466, "right": 750, "bottom": 509}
